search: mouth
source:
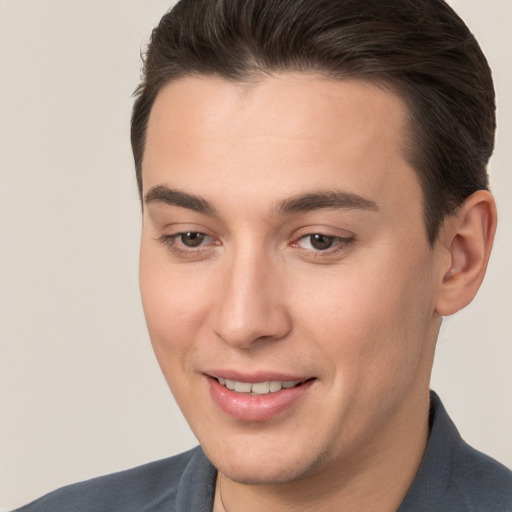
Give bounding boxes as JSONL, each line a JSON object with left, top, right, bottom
{"left": 207, "top": 374, "right": 316, "bottom": 421}
{"left": 216, "top": 377, "right": 304, "bottom": 395}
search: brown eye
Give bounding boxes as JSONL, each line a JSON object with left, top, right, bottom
{"left": 309, "top": 234, "right": 335, "bottom": 250}
{"left": 180, "top": 232, "right": 206, "bottom": 247}
{"left": 295, "top": 233, "right": 354, "bottom": 254}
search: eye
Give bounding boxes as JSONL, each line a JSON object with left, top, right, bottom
{"left": 298, "top": 233, "right": 350, "bottom": 251}
{"left": 158, "top": 231, "right": 216, "bottom": 257}
{"left": 178, "top": 232, "right": 207, "bottom": 247}
{"left": 299, "top": 234, "right": 336, "bottom": 251}
{"left": 292, "top": 232, "right": 355, "bottom": 259}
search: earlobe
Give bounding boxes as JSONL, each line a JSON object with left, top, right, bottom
{"left": 435, "top": 190, "right": 497, "bottom": 316}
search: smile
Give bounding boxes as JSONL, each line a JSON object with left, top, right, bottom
{"left": 217, "top": 377, "right": 302, "bottom": 395}
{"left": 209, "top": 376, "right": 316, "bottom": 421}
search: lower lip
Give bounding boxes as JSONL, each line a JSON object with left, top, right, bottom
{"left": 207, "top": 377, "right": 315, "bottom": 422}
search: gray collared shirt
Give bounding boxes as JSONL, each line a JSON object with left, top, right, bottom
{"left": 13, "top": 392, "right": 512, "bottom": 511}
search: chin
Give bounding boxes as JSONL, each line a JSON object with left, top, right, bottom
{"left": 217, "top": 461, "right": 311, "bottom": 486}
{"left": 202, "top": 438, "right": 327, "bottom": 485}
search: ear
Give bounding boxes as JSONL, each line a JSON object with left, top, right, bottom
{"left": 435, "top": 190, "right": 497, "bottom": 316}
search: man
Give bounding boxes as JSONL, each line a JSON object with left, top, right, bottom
{"left": 13, "top": 0, "right": 512, "bottom": 511}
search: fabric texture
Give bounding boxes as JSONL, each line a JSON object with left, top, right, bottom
{"left": 12, "top": 392, "right": 512, "bottom": 511}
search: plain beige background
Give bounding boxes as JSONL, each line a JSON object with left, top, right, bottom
{"left": 0, "top": 0, "right": 510, "bottom": 509}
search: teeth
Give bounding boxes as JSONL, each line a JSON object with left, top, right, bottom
{"left": 234, "top": 381, "right": 252, "bottom": 393}
{"left": 269, "top": 381, "right": 282, "bottom": 392}
{"left": 217, "top": 378, "right": 301, "bottom": 395}
{"left": 251, "top": 381, "right": 270, "bottom": 394}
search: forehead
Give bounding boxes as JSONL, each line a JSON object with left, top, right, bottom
{"left": 145, "top": 74, "right": 408, "bottom": 155}
{"left": 142, "top": 73, "right": 420, "bottom": 216}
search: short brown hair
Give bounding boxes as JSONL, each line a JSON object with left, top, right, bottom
{"left": 131, "top": 0, "right": 495, "bottom": 244}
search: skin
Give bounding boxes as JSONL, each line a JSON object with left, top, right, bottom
{"left": 139, "top": 74, "right": 496, "bottom": 511}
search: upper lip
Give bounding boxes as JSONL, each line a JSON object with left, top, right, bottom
{"left": 205, "top": 370, "right": 313, "bottom": 383}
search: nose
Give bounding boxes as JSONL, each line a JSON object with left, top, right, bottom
{"left": 212, "top": 248, "right": 292, "bottom": 349}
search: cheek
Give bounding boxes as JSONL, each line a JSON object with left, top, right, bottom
{"left": 139, "top": 243, "right": 210, "bottom": 369}
{"left": 139, "top": 251, "right": 215, "bottom": 418}
{"left": 293, "top": 254, "right": 435, "bottom": 385}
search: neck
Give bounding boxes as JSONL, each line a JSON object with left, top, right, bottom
{"left": 215, "top": 387, "right": 431, "bottom": 512}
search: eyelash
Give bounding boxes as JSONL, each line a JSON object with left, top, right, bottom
{"left": 157, "top": 232, "right": 355, "bottom": 259}
{"left": 293, "top": 234, "right": 355, "bottom": 257}
{"left": 158, "top": 232, "right": 216, "bottom": 257}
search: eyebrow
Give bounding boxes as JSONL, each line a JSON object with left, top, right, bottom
{"left": 144, "top": 185, "right": 217, "bottom": 215}
{"left": 276, "top": 190, "right": 378, "bottom": 215}
{"left": 144, "top": 185, "right": 378, "bottom": 217}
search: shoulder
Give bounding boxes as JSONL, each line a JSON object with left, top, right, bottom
{"left": 11, "top": 447, "right": 208, "bottom": 512}
{"left": 399, "top": 391, "right": 512, "bottom": 512}
{"left": 450, "top": 438, "right": 512, "bottom": 510}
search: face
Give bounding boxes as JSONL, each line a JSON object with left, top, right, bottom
{"left": 139, "top": 74, "right": 446, "bottom": 485}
